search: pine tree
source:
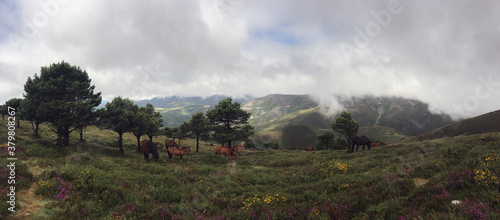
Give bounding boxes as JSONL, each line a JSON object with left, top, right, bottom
{"left": 332, "top": 111, "right": 359, "bottom": 152}
{"left": 188, "top": 112, "right": 210, "bottom": 152}
{"left": 206, "top": 97, "right": 254, "bottom": 147}
{"left": 23, "top": 61, "right": 101, "bottom": 146}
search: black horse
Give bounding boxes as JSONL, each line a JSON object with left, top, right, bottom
{"left": 141, "top": 139, "right": 159, "bottom": 163}
{"left": 351, "top": 135, "right": 371, "bottom": 152}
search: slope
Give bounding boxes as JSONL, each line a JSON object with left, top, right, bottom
{"left": 409, "top": 109, "right": 500, "bottom": 141}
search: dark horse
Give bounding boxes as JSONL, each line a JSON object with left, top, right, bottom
{"left": 141, "top": 139, "right": 159, "bottom": 163}
{"left": 351, "top": 135, "right": 371, "bottom": 152}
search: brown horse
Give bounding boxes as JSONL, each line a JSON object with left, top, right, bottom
{"left": 180, "top": 147, "right": 191, "bottom": 154}
{"left": 215, "top": 146, "right": 235, "bottom": 161}
{"left": 167, "top": 147, "right": 190, "bottom": 163}
{"left": 165, "top": 139, "right": 179, "bottom": 149}
{"left": 305, "top": 146, "right": 315, "bottom": 151}
{"left": 233, "top": 145, "right": 243, "bottom": 155}
{"left": 141, "top": 139, "right": 159, "bottom": 163}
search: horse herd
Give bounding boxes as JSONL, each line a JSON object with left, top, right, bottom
{"left": 141, "top": 135, "right": 385, "bottom": 163}
{"left": 140, "top": 139, "right": 247, "bottom": 163}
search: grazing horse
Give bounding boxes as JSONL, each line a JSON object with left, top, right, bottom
{"left": 180, "top": 147, "right": 191, "bottom": 154}
{"left": 240, "top": 141, "right": 247, "bottom": 149}
{"left": 215, "top": 146, "right": 235, "bottom": 161}
{"left": 233, "top": 145, "right": 243, "bottom": 155}
{"left": 165, "top": 139, "right": 179, "bottom": 149}
{"left": 167, "top": 147, "right": 190, "bottom": 163}
{"left": 351, "top": 135, "right": 371, "bottom": 152}
{"left": 305, "top": 146, "right": 315, "bottom": 151}
{"left": 141, "top": 139, "right": 159, "bottom": 163}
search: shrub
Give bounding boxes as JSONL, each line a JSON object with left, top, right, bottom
{"left": 320, "top": 159, "right": 350, "bottom": 176}
{"left": 473, "top": 152, "right": 500, "bottom": 187}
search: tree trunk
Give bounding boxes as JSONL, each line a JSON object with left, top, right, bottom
{"left": 16, "top": 118, "right": 20, "bottom": 128}
{"left": 196, "top": 134, "right": 200, "bottom": 152}
{"left": 118, "top": 132, "right": 124, "bottom": 153}
{"left": 57, "top": 129, "right": 70, "bottom": 147}
{"left": 30, "top": 121, "right": 40, "bottom": 133}
{"left": 79, "top": 128, "right": 84, "bottom": 142}
{"left": 347, "top": 134, "right": 352, "bottom": 153}
{"left": 228, "top": 140, "right": 232, "bottom": 148}
{"left": 135, "top": 134, "right": 141, "bottom": 152}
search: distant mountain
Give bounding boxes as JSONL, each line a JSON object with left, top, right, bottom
{"left": 241, "top": 94, "right": 330, "bottom": 131}
{"left": 134, "top": 94, "right": 454, "bottom": 146}
{"left": 242, "top": 94, "right": 453, "bottom": 136}
{"left": 340, "top": 95, "right": 453, "bottom": 136}
{"left": 134, "top": 95, "right": 252, "bottom": 127}
{"left": 409, "top": 109, "right": 500, "bottom": 142}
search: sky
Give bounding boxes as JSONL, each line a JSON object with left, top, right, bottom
{"left": 1, "top": 0, "right": 499, "bottom": 119}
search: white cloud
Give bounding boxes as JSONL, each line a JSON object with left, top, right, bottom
{"left": 1, "top": 0, "right": 499, "bottom": 119}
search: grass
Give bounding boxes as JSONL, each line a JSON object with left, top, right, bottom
{"left": 1, "top": 120, "right": 499, "bottom": 219}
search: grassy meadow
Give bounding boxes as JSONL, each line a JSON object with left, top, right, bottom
{"left": 1, "top": 120, "right": 499, "bottom": 219}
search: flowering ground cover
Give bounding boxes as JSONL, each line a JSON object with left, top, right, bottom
{"left": 0, "top": 123, "right": 499, "bottom": 219}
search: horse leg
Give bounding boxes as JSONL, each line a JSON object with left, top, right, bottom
{"left": 143, "top": 152, "right": 149, "bottom": 162}
{"left": 180, "top": 155, "right": 183, "bottom": 163}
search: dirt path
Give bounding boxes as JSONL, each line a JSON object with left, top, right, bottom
{"left": 10, "top": 164, "right": 44, "bottom": 220}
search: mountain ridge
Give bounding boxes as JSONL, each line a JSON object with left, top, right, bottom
{"left": 134, "top": 94, "right": 455, "bottom": 143}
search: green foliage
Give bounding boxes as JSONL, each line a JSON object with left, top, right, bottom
{"left": 98, "top": 97, "right": 136, "bottom": 153}
{"left": 4, "top": 120, "right": 500, "bottom": 219}
{"left": 4, "top": 98, "right": 22, "bottom": 127}
{"left": 188, "top": 112, "right": 210, "bottom": 152}
{"left": 206, "top": 97, "right": 254, "bottom": 146}
{"left": 332, "top": 111, "right": 360, "bottom": 151}
{"left": 23, "top": 61, "right": 101, "bottom": 146}
{"left": 317, "top": 131, "right": 335, "bottom": 150}
{"left": 262, "top": 142, "right": 280, "bottom": 149}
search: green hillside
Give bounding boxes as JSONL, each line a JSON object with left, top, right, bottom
{"left": 410, "top": 109, "right": 500, "bottom": 142}
{"left": 2, "top": 121, "right": 499, "bottom": 219}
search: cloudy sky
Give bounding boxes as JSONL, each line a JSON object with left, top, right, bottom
{"left": 1, "top": 0, "right": 499, "bottom": 119}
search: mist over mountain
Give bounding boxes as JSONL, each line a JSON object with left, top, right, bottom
{"left": 135, "top": 94, "right": 454, "bottom": 137}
